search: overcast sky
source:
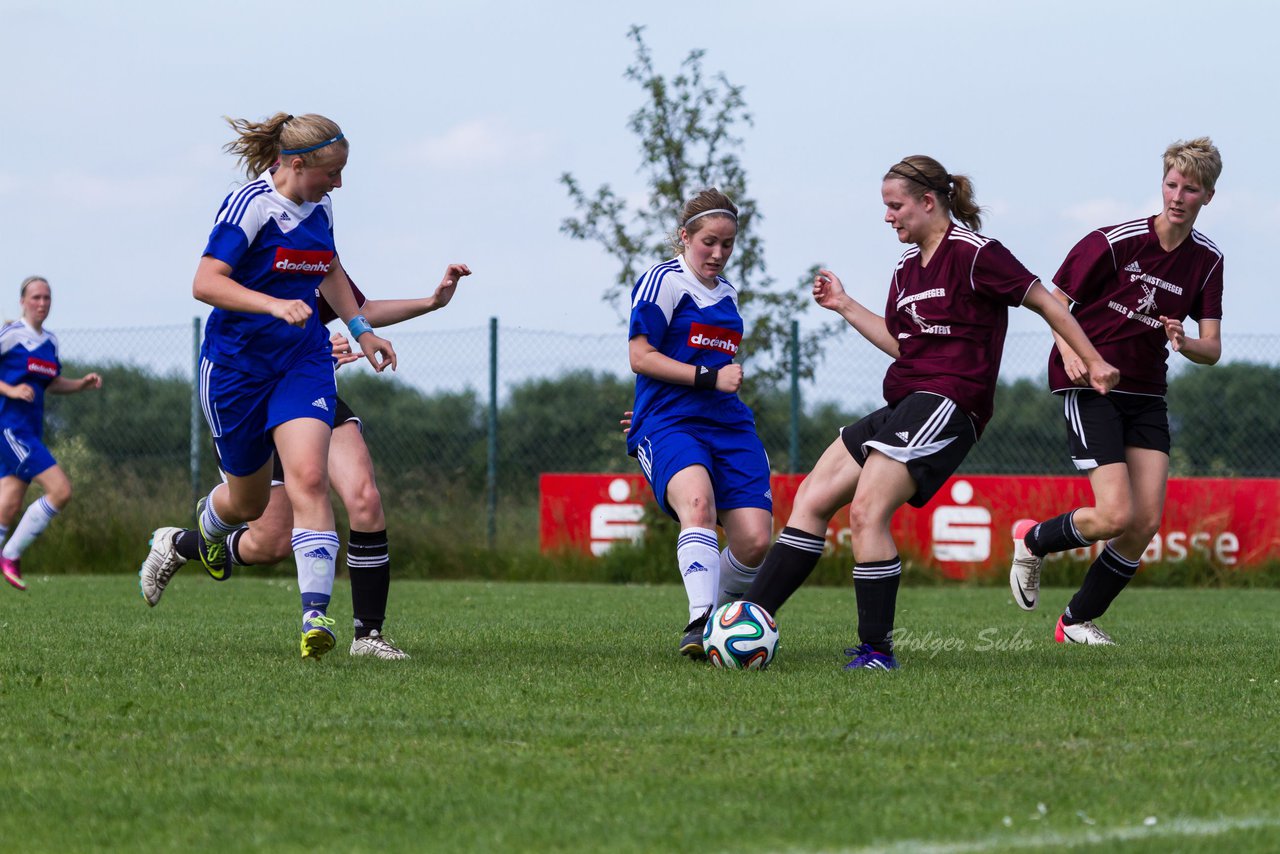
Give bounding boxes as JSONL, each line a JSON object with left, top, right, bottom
{"left": 3, "top": 0, "right": 1275, "bottom": 347}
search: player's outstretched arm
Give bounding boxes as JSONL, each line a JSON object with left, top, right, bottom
{"left": 360, "top": 263, "right": 474, "bottom": 328}
{"left": 48, "top": 373, "right": 103, "bottom": 395}
{"left": 321, "top": 258, "right": 397, "bottom": 373}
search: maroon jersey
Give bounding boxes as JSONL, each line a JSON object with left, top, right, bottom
{"left": 1050, "top": 216, "right": 1223, "bottom": 395}
{"left": 882, "top": 223, "right": 1038, "bottom": 436}
{"left": 318, "top": 275, "right": 367, "bottom": 325}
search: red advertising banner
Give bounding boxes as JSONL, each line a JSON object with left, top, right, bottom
{"left": 539, "top": 473, "right": 1280, "bottom": 576}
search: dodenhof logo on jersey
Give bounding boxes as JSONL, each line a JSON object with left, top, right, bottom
{"left": 25, "top": 357, "right": 58, "bottom": 378}
{"left": 687, "top": 323, "right": 741, "bottom": 356}
{"left": 272, "top": 248, "right": 335, "bottom": 275}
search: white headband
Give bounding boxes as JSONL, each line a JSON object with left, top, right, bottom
{"left": 683, "top": 208, "right": 738, "bottom": 227}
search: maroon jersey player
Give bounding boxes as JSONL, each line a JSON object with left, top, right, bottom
{"left": 1009, "top": 137, "right": 1223, "bottom": 646}
{"left": 741, "top": 155, "right": 1118, "bottom": 670}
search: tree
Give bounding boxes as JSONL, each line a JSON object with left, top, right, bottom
{"left": 560, "top": 25, "right": 834, "bottom": 390}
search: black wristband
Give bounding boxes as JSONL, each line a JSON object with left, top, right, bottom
{"left": 693, "top": 365, "right": 719, "bottom": 390}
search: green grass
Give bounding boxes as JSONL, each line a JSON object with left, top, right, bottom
{"left": 2, "top": 578, "right": 1278, "bottom": 853}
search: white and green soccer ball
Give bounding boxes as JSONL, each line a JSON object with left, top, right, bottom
{"left": 703, "top": 600, "right": 779, "bottom": 670}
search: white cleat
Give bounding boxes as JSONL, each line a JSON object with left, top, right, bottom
{"left": 350, "top": 629, "right": 410, "bottom": 660}
{"left": 1009, "top": 518, "right": 1042, "bottom": 611}
{"left": 1055, "top": 616, "right": 1115, "bottom": 645}
{"left": 139, "top": 526, "right": 186, "bottom": 607}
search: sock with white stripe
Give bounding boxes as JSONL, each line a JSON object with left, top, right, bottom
{"left": 348, "top": 528, "right": 390, "bottom": 637}
{"left": 1025, "top": 510, "right": 1093, "bottom": 557}
{"left": 0, "top": 524, "right": 9, "bottom": 551}
{"left": 292, "top": 528, "right": 339, "bottom": 615}
{"left": 1063, "top": 542, "right": 1139, "bottom": 624}
{"left": 198, "top": 489, "right": 238, "bottom": 545}
{"left": 677, "top": 527, "right": 720, "bottom": 623}
{"left": 742, "top": 527, "right": 826, "bottom": 616}
{"left": 1, "top": 497, "right": 59, "bottom": 559}
{"left": 853, "top": 556, "right": 902, "bottom": 655}
{"left": 716, "top": 547, "right": 763, "bottom": 607}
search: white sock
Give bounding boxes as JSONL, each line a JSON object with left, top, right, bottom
{"left": 676, "top": 527, "right": 720, "bottom": 623}
{"left": 2, "top": 497, "right": 58, "bottom": 560}
{"left": 717, "top": 547, "right": 763, "bottom": 607}
{"left": 291, "top": 529, "right": 339, "bottom": 613}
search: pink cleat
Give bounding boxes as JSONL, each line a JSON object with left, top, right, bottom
{"left": 1, "top": 555, "right": 25, "bottom": 591}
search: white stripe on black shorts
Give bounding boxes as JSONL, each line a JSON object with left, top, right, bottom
{"left": 840, "top": 392, "right": 977, "bottom": 507}
{"left": 1061, "top": 389, "right": 1169, "bottom": 470}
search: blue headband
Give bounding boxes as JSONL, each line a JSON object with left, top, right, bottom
{"left": 281, "top": 133, "right": 345, "bottom": 156}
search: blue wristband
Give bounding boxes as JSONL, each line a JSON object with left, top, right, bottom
{"left": 347, "top": 314, "right": 373, "bottom": 338}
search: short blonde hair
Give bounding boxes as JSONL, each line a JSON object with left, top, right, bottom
{"left": 1163, "top": 137, "right": 1222, "bottom": 190}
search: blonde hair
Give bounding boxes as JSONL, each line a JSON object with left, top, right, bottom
{"left": 222, "top": 112, "right": 348, "bottom": 179}
{"left": 1163, "top": 137, "right": 1222, "bottom": 190}
{"left": 884, "top": 155, "right": 983, "bottom": 232}
{"left": 19, "top": 275, "right": 48, "bottom": 298}
{"left": 672, "top": 188, "right": 738, "bottom": 253}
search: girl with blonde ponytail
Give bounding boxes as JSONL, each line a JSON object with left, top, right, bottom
{"left": 139, "top": 111, "right": 397, "bottom": 660}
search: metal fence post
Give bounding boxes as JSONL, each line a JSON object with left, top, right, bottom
{"left": 789, "top": 319, "right": 800, "bottom": 472}
{"left": 487, "top": 316, "right": 498, "bottom": 549}
{"left": 190, "top": 316, "right": 202, "bottom": 511}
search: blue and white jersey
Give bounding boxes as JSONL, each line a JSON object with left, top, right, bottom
{"left": 201, "top": 171, "right": 336, "bottom": 378}
{"left": 0, "top": 320, "right": 61, "bottom": 436}
{"left": 626, "top": 255, "right": 755, "bottom": 455}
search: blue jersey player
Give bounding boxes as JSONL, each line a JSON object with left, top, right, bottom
{"left": 0, "top": 276, "right": 102, "bottom": 591}
{"left": 627, "top": 189, "right": 773, "bottom": 659}
{"left": 142, "top": 112, "right": 396, "bottom": 659}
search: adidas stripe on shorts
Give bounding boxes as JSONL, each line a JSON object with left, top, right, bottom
{"left": 1060, "top": 388, "right": 1170, "bottom": 470}
{"left": 840, "top": 391, "right": 976, "bottom": 507}
{"left": 199, "top": 353, "right": 337, "bottom": 477}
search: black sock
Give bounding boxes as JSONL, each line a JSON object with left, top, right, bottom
{"left": 1063, "top": 543, "right": 1139, "bottom": 624}
{"left": 741, "top": 527, "right": 826, "bottom": 616}
{"left": 1026, "top": 511, "right": 1093, "bottom": 557}
{"left": 174, "top": 529, "right": 201, "bottom": 561}
{"left": 348, "top": 529, "right": 390, "bottom": 637}
{"left": 227, "top": 527, "right": 252, "bottom": 566}
{"left": 854, "top": 557, "right": 902, "bottom": 655}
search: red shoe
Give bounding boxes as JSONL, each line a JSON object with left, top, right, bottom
{"left": 1, "top": 555, "right": 25, "bottom": 591}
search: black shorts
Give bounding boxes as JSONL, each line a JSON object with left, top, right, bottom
{"left": 1060, "top": 389, "right": 1169, "bottom": 470}
{"left": 840, "top": 392, "right": 977, "bottom": 507}
{"left": 269, "top": 397, "right": 361, "bottom": 482}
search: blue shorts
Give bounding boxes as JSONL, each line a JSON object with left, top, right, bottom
{"left": 200, "top": 355, "right": 337, "bottom": 477}
{"left": 0, "top": 428, "right": 57, "bottom": 482}
{"left": 632, "top": 421, "right": 772, "bottom": 521}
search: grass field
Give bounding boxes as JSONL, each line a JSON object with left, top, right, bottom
{"left": 2, "top": 577, "right": 1278, "bottom": 853}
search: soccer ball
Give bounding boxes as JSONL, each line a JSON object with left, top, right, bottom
{"left": 703, "top": 600, "right": 779, "bottom": 670}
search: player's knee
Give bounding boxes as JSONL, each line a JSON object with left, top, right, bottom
{"left": 1128, "top": 515, "right": 1161, "bottom": 547}
{"left": 346, "top": 483, "right": 382, "bottom": 526}
{"left": 49, "top": 484, "right": 72, "bottom": 508}
{"left": 1092, "top": 506, "right": 1133, "bottom": 541}
{"left": 737, "top": 530, "right": 771, "bottom": 566}
{"left": 677, "top": 494, "right": 716, "bottom": 529}
{"left": 287, "top": 464, "right": 329, "bottom": 499}
{"left": 234, "top": 491, "right": 272, "bottom": 522}
{"left": 847, "top": 500, "right": 879, "bottom": 538}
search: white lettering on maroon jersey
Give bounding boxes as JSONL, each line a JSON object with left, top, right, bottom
{"left": 272, "top": 248, "right": 335, "bottom": 275}
{"left": 26, "top": 357, "right": 58, "bottom": 377}
{"left": 687, "top": 322, "right": 741, "bottom": 355}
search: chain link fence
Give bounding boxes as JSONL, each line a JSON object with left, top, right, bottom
{"left": 45, "top": 321, "right": 1280, "bottom": 560}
